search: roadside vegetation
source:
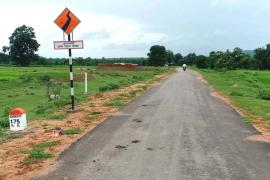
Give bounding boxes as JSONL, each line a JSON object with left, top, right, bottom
{"left": 0, "top": 66, "right": 171, "bottom": 129}
{"left": 21, "top": 141, "right": 60, "bottom": 164}
{"left": 199, "top": 69, "right": 270, "bottom": 124}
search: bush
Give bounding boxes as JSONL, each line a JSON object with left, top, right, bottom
{"left": 230, "top": 91, "right": 244, "bottom": 97}
{"left": 0, "top": 119, "right": 9, "bottom": 128}
{"left": 258, "top": 88, "right": 270, "bottom": 100}
{"left": 19, "top": 76, "right": 33, "bottom": 82}
{"left": 40, "top": 75, "right": 50, "bottom": 82}
{"left": 64, "top": 128, "right": 82, "bottom": 135}
{"left": 99, "top": 83, "right": 120, "bottom": 92}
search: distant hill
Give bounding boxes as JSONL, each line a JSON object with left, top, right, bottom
{"left": 243, "top": 50, "right": 255, "bottom": 56}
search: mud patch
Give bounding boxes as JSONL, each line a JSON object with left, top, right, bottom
{"left": 246, "top": 135, "right": 270, "bottom": 144}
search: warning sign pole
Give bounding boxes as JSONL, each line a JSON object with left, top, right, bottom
{"left": 68, "top": 34, "right": 75, "bottom": 110}
{"left": 54, "top": 7, "right": 82, "bottom": 111}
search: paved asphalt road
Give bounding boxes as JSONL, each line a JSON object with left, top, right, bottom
{"left": 36, "top": 69, "right": 270, "bottom": 180}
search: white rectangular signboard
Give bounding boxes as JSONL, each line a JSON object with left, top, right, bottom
{"left": 54, "top": 40, "right": 84, "bottom": 50}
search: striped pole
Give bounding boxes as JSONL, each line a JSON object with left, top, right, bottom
{"left": 68, "top": 34, "right": 75, "bottom": 110}
{"left": 85, "top": 72, "right": 88, "bottom": 94}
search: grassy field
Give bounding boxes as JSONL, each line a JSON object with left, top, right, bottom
{"left": 0, "top": 66, "right": 171, "bottom": 128}
{"left": 199, "top": 69, "right": 270, "bottom": 124}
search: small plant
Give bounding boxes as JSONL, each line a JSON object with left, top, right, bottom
{"left": 99, "top": 85, "right": 109, "bottom": 92}
{"left": 64, "top": 128, "right": 82, "bottom": 135}
{"left": 22, "top": 141, "right": 60, "bottom": 164}
{"left": 99, "top": 83, "right": 120, "bottom": 92}
{"left": 49, "top": 113, "right": 67, "bottom": 120}
{"left": 40, "top": 75, "right": 50, "bottom": 82}
{"left": 83, "top": 115, "right": 97, "bottom": 121}
{"left": 91, "top": 111, "right": 101, "bottom": 115}
{"left": 230, "top": 91, "right": 244, "bottom": 97}
{"left": 19, "top": 76, "right": 33, "bottom": 83}
{"left": 105, "top": 97, "right": 125, "bottom": 108}
{"left": 33, "top": 141, "right": 60, "bottom": 149}
{"left": 23, "top": 149, "right": 54, "bottom": 164}
{"left": 258, "top": 88, "right": 270, "bottom": 100}
{"left": 243, "top": 116, "right": 253, "bottom": 124}
{"left": 3, "top": 106, "right": 12, "bottom": 116}
{"left": 0, "top": 119, "right": 9, "bottom": 128}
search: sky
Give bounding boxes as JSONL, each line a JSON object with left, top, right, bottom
{"left": 0, "top": 0, "right": 270, "bottom": 58}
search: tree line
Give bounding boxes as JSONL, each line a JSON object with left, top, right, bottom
{"left": 2, "top": 25, "right": 270, "bottom": 70}
{"left": 147, "top": 45, "right": 270, "bottom": 70}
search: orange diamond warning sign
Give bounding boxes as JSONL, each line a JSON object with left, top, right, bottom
{"left": 54, "top": 8, "right": 81, "bottom": 35}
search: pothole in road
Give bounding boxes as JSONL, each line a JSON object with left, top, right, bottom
{"left": 147, "top": 147, "right": 154, "bottom": 151}
{"left": 131, "top": 140, "right": 141, "bottom": 144}
{"left": 133, "top": 119, "right": 143, "bottom": 123}
{"left": 115, "top": 145, "right": 127, "bottom": 149}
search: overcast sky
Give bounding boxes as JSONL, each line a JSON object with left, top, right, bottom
{"left": 0, "top": 0, "right": 270, "bottom": 58}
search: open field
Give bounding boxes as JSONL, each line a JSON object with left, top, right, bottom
{"left": 0, "top": 66, "right": 170, "bottom": 129}
{"left": 198, "top": 69, "right": 270, "bottom": 125}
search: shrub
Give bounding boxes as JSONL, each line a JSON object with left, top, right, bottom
{"left": 99, "top": 83, "right": 120, "bottom": 92}
{"left": 19, "top": 76, "right": 33, "bottom": 82}
{"left": 258, "top": 88, "right": 270, "bottom": 100}
{"left": 0, "top": 119, "right": 9, "bottom": 128}
{"left": 230, "top": 91, "right": 244, "bottom": 97}
{"left": 40, "top": 75, "right": 50, "bottom": 82}
{"left": 64, "top": 128, "right": 82, "bottom": 135}
{"left": 109, "top": 83, "right": 120, "bottom": 89}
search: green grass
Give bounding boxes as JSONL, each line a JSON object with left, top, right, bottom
{"left": 22, "top": 140, "right": 60, "bottom": 164}
{"left": 0, "top": 66, "right": 172, "bottom": 128}
{"left": 64, "top": 128, "right": 82, "bottom": 135}
{"left": 83, "top": 115, "right": 97, "bottom": 121}
{"left": 33, "top": 141, "right": 60, "bottom": 149}
{"left": 91, "top": 111, "right": 101, "bottom": 115}
{"left": 48, "top": 113, "right": 68, "bottom": 120}
{"left": 105, "top": 97, "right": 125, "bottom": 108}
{"left": 199, "top": 69, "right": 270, "bottom": 123}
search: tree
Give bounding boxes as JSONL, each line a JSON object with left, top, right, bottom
{"left": 195, "top": 55, "right": 208, "bottom": 68}
{"left": 184, "top": 53, "right": 197, "bottom": 65}
{"left": 8, "top": 25, "right": 40, "bottom": 66}
{"left": 147, "top": 45, "right": 167, "bottom": 66}
{"left": 2, "top": 46, "right": 9, "bottom": 54}
{"left": 166, "top": 50, "right": 175, "bottom": 64}
{"left": 175, "top": 53, "right": 183, "bottom": 65}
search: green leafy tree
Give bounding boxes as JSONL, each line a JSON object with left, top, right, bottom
{"left": 147, "top": 45, "right": 167, "bottom": 66}
{"left": 8, "top": 25, "right": 40, "bottom": 66}
{"left": 195, "top": 55, "right": 208, "bottom": 68}
{"left": 175, "top": 53, "right": 183, "bottom": 65}
{"left": 254, "top": 44, "right": 270, "bottom": 70}
{"left": 166, "top": 50, "right": 175, "bottom": 64}
{"left": 184, "top": 53, "right": 197, "bottom": 65}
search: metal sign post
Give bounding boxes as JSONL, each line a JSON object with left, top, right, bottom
{"left": 68, "top": 34, "right": 75, "bottom": 110}
{"left": 54, "top": 8, "right": 82, "bottom": 111}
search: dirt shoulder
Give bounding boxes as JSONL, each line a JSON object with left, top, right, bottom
{"left": 0, "top": 72, "right": 174, "bottom": 180}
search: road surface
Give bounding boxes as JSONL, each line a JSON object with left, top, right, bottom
{"left": 36, "top": 69, "right": 270, "bottom": 180}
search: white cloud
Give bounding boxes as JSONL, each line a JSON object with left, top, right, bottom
{"left": 0, "top": 3, "right": 167, "bottom": 57}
